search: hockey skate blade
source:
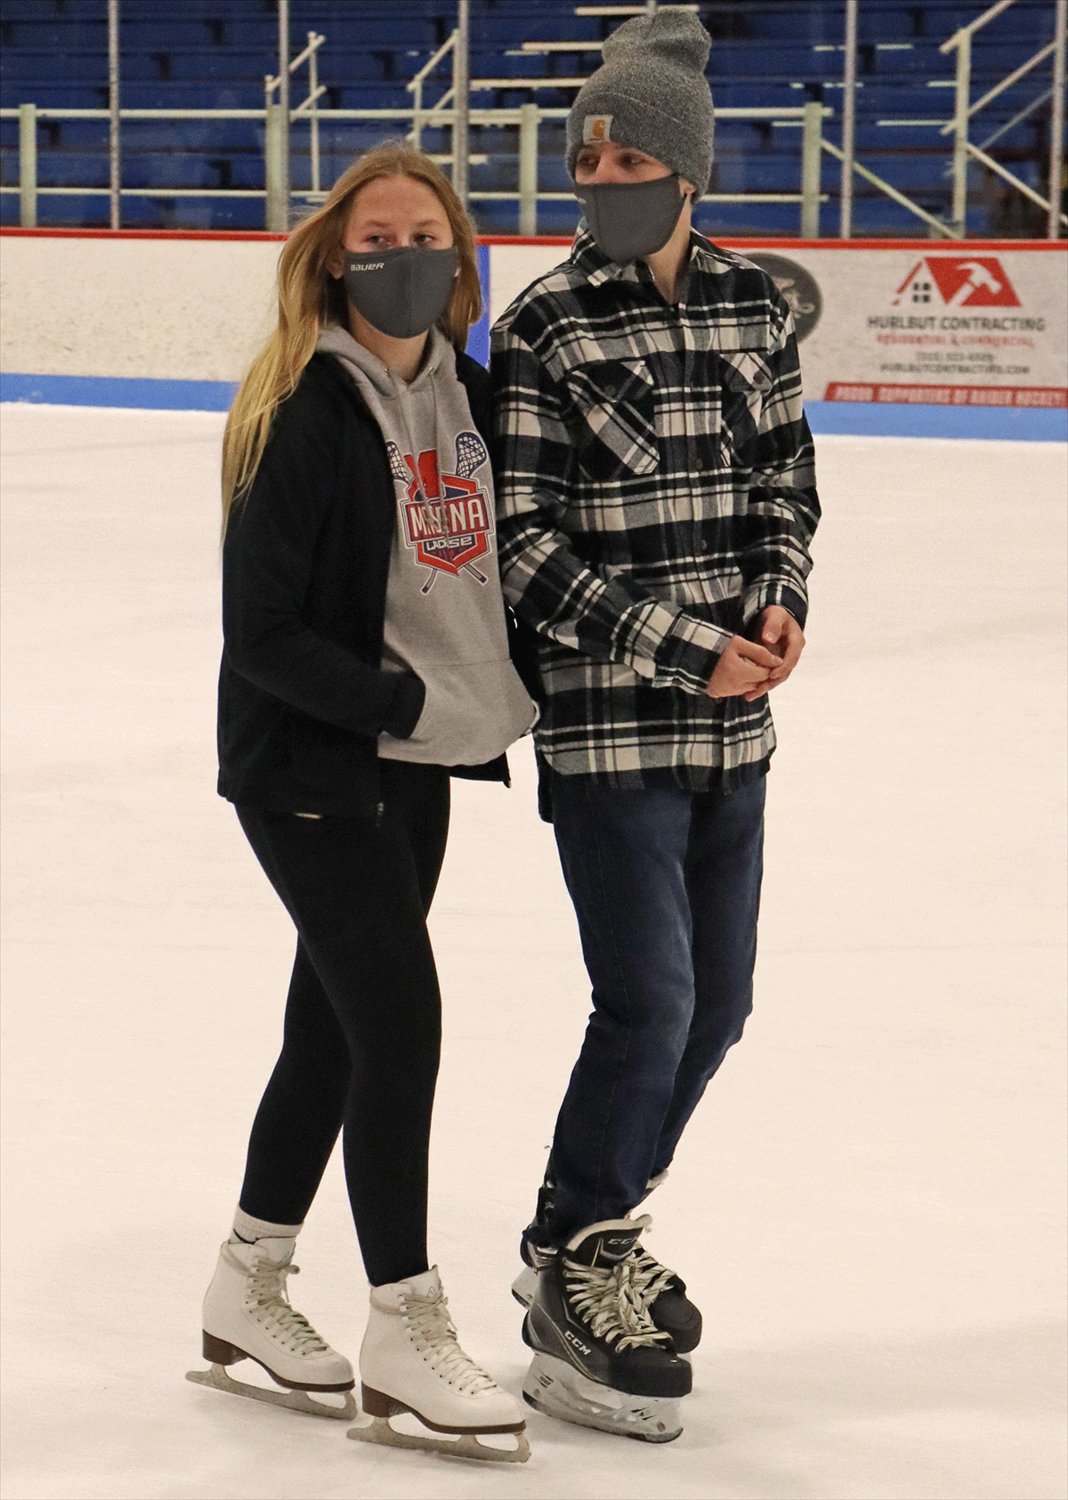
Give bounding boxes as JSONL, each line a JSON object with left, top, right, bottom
{"left": 348, "top": 1413, "right": 530, "bottom": 1464}
{"left": 186, "top": 1364, "right": 356, "bottom": 1421}
{"left": 523, "top": 1354, "right": 682, "bottom": 1443}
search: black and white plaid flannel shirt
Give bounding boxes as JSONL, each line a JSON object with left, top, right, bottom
{"left": 491, "top": 228, "right": 820, "bottom": 792}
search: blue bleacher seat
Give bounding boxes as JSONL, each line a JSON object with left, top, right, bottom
{"left": 2, "top": 50, "right": 107, "bottom": 83}
{"left": 712, "top": 155, "right": 808, "bottom": 194}
{"left": 1, "top": 77, "right": 108, "bottom": 108}
{"left": 854, "top": 123, "right": 945, "bottom": 152}
{"left": 696, "top": 200, "right": 803, "bottom": 235}
{"left": 472, "top": 14, "right": 603, "bottom": 47}
{"left": 34, "top": 151, "right": 106, "bottom": 188}
{"left": 217, "top": 154, "right": 266, "bottom": 190}
{"left": 1, "top": 0, "right": 1060, "bottom": 234}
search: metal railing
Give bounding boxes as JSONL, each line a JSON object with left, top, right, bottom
{"left": 941, "top": 0, "right": 1067, "bottom": 237}
{"left": 826, "top": 0, "right": 960, "bottom": 238}
{"left": 408, "top": 30, "right": 459, "bottom": 151}
{"left": 822, "top": 136, "right": 961, "bottom": 238}
{"left": 265, "top": 28, "right": 325, "bottom": 220}
{"left": 0, "top": 99, "right": 829, "bottom": 237}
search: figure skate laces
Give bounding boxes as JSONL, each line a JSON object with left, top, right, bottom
{"left": 348, "top": 1267, "right": 529, "bottom": 1463}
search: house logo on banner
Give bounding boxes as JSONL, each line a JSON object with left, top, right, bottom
{"left": 892, "top": 256, "right": 1021, "bottom": 310}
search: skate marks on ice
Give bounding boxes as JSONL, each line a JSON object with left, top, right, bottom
{"left": 185, "top": 1360, "right": 356, "bottom": 1420}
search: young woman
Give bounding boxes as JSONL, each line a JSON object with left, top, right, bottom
{"left": 188, "top": 145, "right": 533, "bottom": 1463}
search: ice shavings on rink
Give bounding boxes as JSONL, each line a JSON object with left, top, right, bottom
{"left": 1, "top": 404, "right": 1065, "bottom": 1500}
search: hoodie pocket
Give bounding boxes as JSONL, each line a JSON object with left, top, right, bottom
{"left": 565, "top": 359, "right": 659, "bottom": 482}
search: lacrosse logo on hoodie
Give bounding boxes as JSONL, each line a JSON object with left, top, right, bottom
{"left": 386, "top": 433, "right": 492, "bottom": 586}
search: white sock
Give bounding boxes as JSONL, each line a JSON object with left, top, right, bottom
{"left": 231, "top": 1206, "right": 303, "bottom": 1244}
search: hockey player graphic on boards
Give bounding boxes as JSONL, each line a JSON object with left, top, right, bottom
{"left": 386, "top": 432, "right": 492, "bottom": 593}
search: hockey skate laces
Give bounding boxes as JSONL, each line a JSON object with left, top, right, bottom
{"left": 562, "top": 1255, "right": 672, "bottom": 1350}
{"left": 631, "top": 1250, "right": 677, "bottom": 1309}
{"left": 400, "top": 1287, "right": 499, "bottom": 1396}
{"left": 226, "top": 1246, "right": 330, "bottom": 1356}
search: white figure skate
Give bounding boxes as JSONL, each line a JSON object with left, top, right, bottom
{"left": 186, "top": 1237, "right": 356, "bottom": 1420}
{"left": 347, "top": 1266, "right": 529, "bottom": 1463}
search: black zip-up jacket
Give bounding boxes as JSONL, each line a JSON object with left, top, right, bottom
{"left": 217, "top": 347, "right": 508, "bottom": 817}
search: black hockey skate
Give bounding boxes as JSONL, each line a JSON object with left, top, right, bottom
{"left": 513, "top": 1179, "right": 702, "bottom": 1354}
{"left": 521, "top": 1218, "right": 691, "bottom": 1442}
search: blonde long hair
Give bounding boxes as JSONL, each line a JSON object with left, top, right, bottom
{"left": 220, "top": 143, "right": 482, "bottom": 533}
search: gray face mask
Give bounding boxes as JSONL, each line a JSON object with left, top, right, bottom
{"left": 341, "top": 246, "right": 459, "bottom": 339}
{"left": 575, "top": 175, "right": 686, "bottom": 264}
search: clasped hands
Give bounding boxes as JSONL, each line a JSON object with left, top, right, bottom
{"left": 706, "top": 606, "right": 805, "bottom": 702}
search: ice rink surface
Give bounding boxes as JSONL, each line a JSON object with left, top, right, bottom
{"left": 1, "top": 404, "right": 1066, "bottom": 1500}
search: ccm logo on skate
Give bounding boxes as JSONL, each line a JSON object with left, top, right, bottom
{"left": 564, "top": 1330, "right": 592, "bottom": 1356}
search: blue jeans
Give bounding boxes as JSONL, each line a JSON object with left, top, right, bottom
{"left": 545, "top": 771, "right": 766, "bottom": 1242}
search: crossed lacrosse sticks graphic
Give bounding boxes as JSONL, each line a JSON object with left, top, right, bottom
{"left": 387, "top": 433, "right": 490, "bottom": 593}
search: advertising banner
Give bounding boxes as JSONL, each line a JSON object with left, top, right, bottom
{"left": 743, "top": 243, "right": 1066, "bottom": 409}
{"left": 490, "top": 239, "right": 1067, "bottom": 413}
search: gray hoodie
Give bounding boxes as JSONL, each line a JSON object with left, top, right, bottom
{"left": 317, "top": 324, "right": 535, "bottom": 766}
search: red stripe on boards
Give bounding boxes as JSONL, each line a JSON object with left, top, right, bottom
{"left": 2, "top": 228, "right": 1065, "bottom": 251}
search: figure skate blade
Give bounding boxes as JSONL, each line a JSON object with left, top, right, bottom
{"left": 523, "top": 1353, "right": 682, "bottom": 1442}
{"left": 186, "top": 1363, "right": 356, "bottom": 1420}
{"left": 348, "top": 1412, "right": 530, "bottom": 1463}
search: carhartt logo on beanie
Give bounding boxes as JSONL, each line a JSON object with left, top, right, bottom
{"left": 566, "top": 10, "right": 715, "bottom": 195}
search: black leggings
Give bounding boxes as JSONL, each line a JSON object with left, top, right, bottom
{"left": 235, "top": 760, "right": 450, "bottom": 1288}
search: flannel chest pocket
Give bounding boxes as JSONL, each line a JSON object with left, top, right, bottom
{"left": 565, "top": 359, "right": 659, "bottom": 482}
{"left": 717, "top": 350, "right": 775, "bottom": 462}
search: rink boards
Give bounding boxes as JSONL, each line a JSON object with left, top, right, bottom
{"left": 0, "top": 228, "right": 1065, "bottom": 440}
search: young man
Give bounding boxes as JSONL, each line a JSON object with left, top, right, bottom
{"left": 491, "top": 10, "right": 820, "bottom": 1442}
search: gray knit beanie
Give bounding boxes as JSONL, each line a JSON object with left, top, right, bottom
{"left": 566, "top": 10, "right": 715, "bottom": 195}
